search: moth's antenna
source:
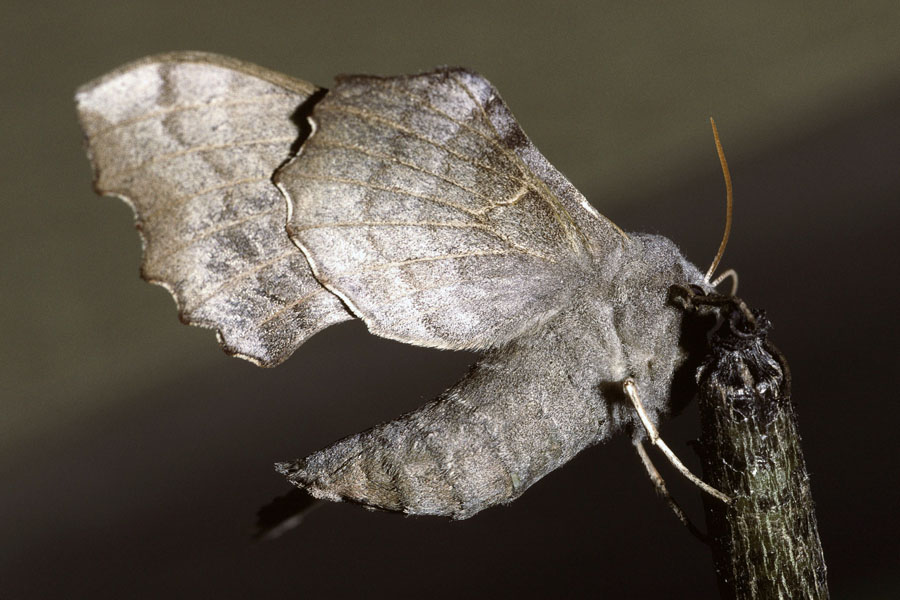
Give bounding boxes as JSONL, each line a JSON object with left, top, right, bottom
{"left": 704, "top": 117, "right": 733, "bottom": 285}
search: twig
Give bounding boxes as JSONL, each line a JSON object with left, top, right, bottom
{"left": 672, "top": 285, "right": 829, "bottom": 599}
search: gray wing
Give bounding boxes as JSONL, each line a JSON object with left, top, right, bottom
{"left": 76, "top": 52, "right": 353, "bottom": 366}
{"left": 277, "top": 299, "right": 621, "bottom": 519}
{"left": 277, "top": 68, "right": 626, "bottom": 350}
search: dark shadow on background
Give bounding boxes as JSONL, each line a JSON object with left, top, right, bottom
{"left": 254, "top": 488, "right": 321, "bottom": 541}
{"left": 2, "top": 80, "right": 898, "bottom": 600}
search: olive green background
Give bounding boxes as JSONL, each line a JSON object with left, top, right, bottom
{"left": 2, "top": 2, "right": 898, "bottom": 598}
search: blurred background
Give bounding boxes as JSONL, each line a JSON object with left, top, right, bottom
{"left": 2, "top": 1, "right": 898, "bottom": 598}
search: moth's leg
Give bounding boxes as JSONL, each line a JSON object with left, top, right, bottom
{"left": 623, "top": 379, "right": 731, "bottom": 504}
{"left": 710, "top": 268, "right": 739, "bottom": 296}
{"left": 635, "top": 440, "right": 707, "bottom": 541}
{"left": 634, "top": 440, "right": 688, "bottom": 524}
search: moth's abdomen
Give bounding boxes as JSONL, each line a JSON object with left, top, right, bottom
{"left": 277, "top": 342, "right": 609, "bottom": 519}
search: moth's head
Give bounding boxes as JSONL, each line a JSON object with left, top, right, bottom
{"left": 620, "top": 233, "right": 707, "bottom": 293}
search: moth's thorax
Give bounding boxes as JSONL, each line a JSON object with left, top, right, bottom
{"left": 610, "top": 233, "right": 706, "bottom": 300}
{"left": 573, "top": 233, "right": 706, "bottom": 435}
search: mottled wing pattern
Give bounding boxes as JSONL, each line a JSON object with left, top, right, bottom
{"left": 278, "top": 68, "right": 626, "bottom": 350}
{"left": 76, "top": 53, "right": 352, "bottom": 366}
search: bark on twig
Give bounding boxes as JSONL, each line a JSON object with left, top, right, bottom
{"left": 671, "top": 286, "right": 828, "bottom": 600}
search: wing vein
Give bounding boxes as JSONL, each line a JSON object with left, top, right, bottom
{"left": 254, "top": 287, "right": 331, "bottom": 328}
{"left": 184, "top": 249, "right": 298, "bottom": 311}
{"left": 342, "top": 250, "right": 515, "bottom": 275}
{"left": 311, "top": 139, "right": 497, "bottom": 205}
{"left": 370, "top": 84, "right": 529, "bottom": 178}
{"left": 314, "top": 104, "right": 533, "bottom": 190}
{"left": 150, "top": 206, "right": 282, "bottom": 264}
{"left": 286, "top": 172, "right": 483, "bottom": 217}
{"left": 297, "top": 220, "right": 483, "bottom": 231}
{"left": 297, "top": 220, "right": 553, "bottom": 262}
{"left": 413, "top": 419, "right": 467, "bottom": 512}
{"left": 103, "top": 136, "right": 296, "bottom": 181}
{"left": 141, "top": 175, "right": 271, "bottom": 221}
{"left": 88, "top": 95, "right": 289, "bottom": 139}
{"left": 452, "top": 394, "right": 519, "bottom": 495}
{"left": 445, "top": 72, "right": 508, "bottom": 147}
{"left": 447, "top": 72, "right": 592, "bottom": 254}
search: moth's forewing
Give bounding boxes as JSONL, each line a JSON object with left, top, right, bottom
{"left": 277, "top": 68, "right": 626, "bottom": 351}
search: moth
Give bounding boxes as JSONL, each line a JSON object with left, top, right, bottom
{"left": 76, "top": 52, "right": 729, "bottom": 520}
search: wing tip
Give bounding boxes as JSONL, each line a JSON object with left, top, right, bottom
{"left": 274, "top": 460, "right": 304, "bottom": 478}
{"left": 275, "top": 460, "right": 355, "bottom": 506}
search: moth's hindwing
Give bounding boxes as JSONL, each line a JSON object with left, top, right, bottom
{"left": 76, "top": 52, "right": 353, "bottom": 366}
